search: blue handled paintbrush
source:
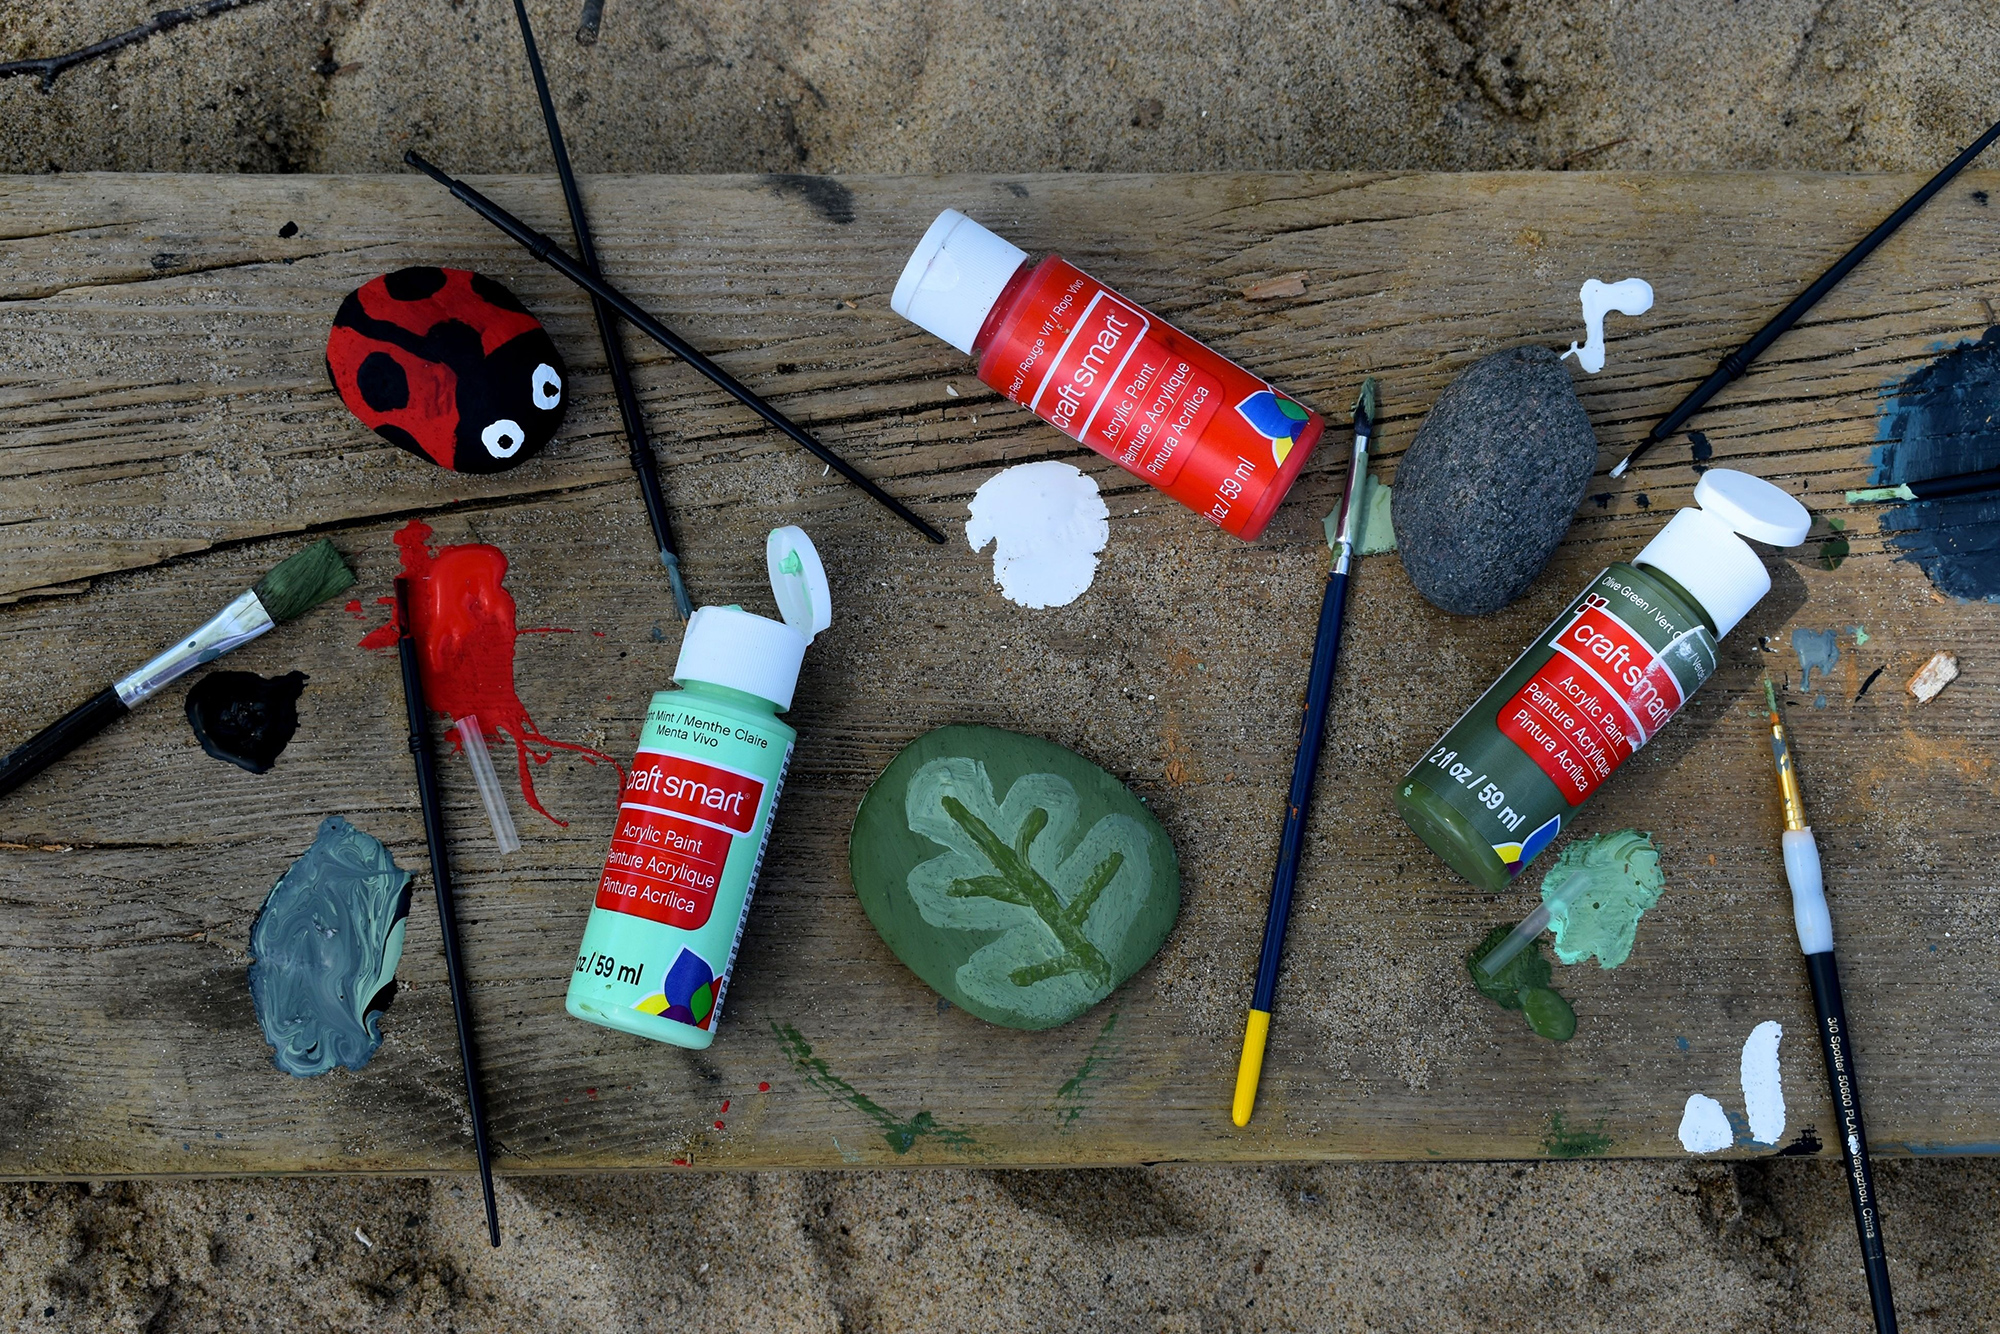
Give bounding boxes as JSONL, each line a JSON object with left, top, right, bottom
{"left": 1232, "top": 378, "right": 1377, "bottom": 1127}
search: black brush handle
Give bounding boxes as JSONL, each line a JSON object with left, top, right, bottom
{"left": 1806, "top": 950, "right": 1897, "bottom": 1334}
{"left": 1913, "top": 466, "right": 2000, "bottom": 501}
{"left": 395, "top": 581, "right": 501, "bottom": 1248}
{"left": 0, "top": 686, "right": 127, "bottom": 800}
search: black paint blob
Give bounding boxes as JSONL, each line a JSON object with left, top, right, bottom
{"left": 1873, "top": 327, "right": 2000, "bottom": 599}
{"left": 185, "top": 670, "right": 308, "bottom": 773}
{"left": 1687, "top": 429, "right": 1714, "bottom": 472}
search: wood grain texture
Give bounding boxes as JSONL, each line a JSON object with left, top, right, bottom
{"left": 1, "top": 170, "right": 1996, "bottom": 1176}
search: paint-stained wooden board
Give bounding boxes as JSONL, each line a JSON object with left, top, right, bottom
{"left": 2, "top": 170, "right": 1998, "bottom": 1176}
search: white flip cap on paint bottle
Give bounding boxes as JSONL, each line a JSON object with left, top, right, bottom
{"left": 1631, "top": 469, "right": 1812, "bottom": 638}
{"left": 673, "top": 526, "right": 832, "bottom": 712}
{"left": 891, "top": 210, "right": 1030, "bottom": 355}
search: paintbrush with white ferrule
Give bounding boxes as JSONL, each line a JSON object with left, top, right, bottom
{"left": 1764, "top": 677, "right": 1898, "bottom": 1334}
{"left": 1232, "top": 377, "right": 1376, "bottom": 1128}
{"left": 0, "top": 539, "right": 355, "bottom": 800}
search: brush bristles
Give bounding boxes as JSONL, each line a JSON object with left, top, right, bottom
{"left": 253, "top": 539, "right": 357, "bottom": 622}
{"left": 1764, "top": 677, "right": 1780, "bottom": 715}
{"left": 1354, "top": 377, "right": 1379, "bottom": 431}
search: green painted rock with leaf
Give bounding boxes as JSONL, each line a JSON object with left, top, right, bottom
{"left": 849, "top": 726, "right": 1180, "bottom": 1030}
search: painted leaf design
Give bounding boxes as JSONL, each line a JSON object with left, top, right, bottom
{"left": 904, "top": 757, "right": 1152, "bottom": 1024}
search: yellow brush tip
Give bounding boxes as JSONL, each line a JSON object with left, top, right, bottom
{"left": 1232, "top": 1010, "right": 1271, "bottom": 1127}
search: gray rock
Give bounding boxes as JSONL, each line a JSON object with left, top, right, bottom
{"left": 1391, "top": 345, "right": 1597, "bottom": 616}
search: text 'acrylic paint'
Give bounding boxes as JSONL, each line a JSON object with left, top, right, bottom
{"left": 892, "top": 210, "right": 1325, "bottom": 540}
{"left": 566, "top": 527, "right": 832, "bottom": 1050}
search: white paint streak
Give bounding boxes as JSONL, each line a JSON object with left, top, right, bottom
{"left": 1740, "top": 1020, "right": 1786, "bottom": 1145}
{"left": 965, "top": 461, "right": 1109, "bottom": 609}
{"left": 1561, "top": 277, "right": 1655, "bottom": 373}
{"left": 1678, "top": 1093, "right": 1733, "bottom": 1154}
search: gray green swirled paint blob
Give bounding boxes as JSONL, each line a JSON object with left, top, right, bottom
{"left": 1873, "top": 327, "right": 2000, "bottom": 599}
{"left": 247, "top": 816, "right": 413, "bottom": 1077}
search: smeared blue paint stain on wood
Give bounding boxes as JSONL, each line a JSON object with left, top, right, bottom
{"left": 1872, "top": 327, "right": 2000, "bottom": 599}
{"left": 247, "top": 816, "right": 413, "bottom": 1077}
{"left": 1791, "top": 628, "right": 1841, "bottom": 694}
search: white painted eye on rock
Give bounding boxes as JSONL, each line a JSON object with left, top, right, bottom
{"left": 531, "top": 362, "right": 562, "bottom": 410}
{"left": 481, "top": 418, "right": 526, "bottom": 458}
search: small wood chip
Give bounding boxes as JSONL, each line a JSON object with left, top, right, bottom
{"left": 1242, "top": 271, "right": 1307, "bottom": 301}
{"left": 1906, "top": 651, "right": 1959, "bottom": 703}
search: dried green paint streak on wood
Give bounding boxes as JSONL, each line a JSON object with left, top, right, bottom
{"left": 771, "top": 1021, "right": 975, "bottom": 1155}
{"left": 1053, "top": 1012, "right": 1121, "bottom": 1129}
{"left": 1544, "top": 1111, "right": 1613, "bottom": 1158}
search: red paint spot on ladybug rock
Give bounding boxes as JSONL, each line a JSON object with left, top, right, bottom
{"left": 360, "top": 520, "right": 620, "bottom": 825}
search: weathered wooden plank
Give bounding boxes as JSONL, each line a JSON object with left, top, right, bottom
{"left": 0, "top": 171, "right": 1996, "bottom": 1175}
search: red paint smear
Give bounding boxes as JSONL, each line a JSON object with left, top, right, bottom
{"left": 758, "top": 1082, "right": 771, "bottom": 1093}
{"left": 713, "top": 1121, "right": 726, "bottom": 1130}
{"left": 718, "top": 1100, "right": 730, "bottom": 1114}
{"left": 344, "top": 599, "right": 364, "bottom": 617}
{"left": 359, "top": 519, "right": 622, "bottom": 826}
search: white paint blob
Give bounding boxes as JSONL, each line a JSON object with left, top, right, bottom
{"left": 965, "top": 461, "right": 1110, "bottom": 609}
{"left": 1562, "top": 277, "right": 1655, "bottom": 374}
{"left": 1740, "top": 1020, "right": 1786, "bottom": 1145}
{"left": 1678, "top": 1093, "right": 1733, "bottom": 1154}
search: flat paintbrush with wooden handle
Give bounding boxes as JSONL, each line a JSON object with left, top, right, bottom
{"left": 0, "top": 539, "right": 355, "bottom": 799}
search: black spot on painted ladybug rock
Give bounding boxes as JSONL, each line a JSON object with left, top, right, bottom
{"left": 356, "top": 351, "right": 409, "bottom": 412}
{"left": 384, "top": 265, "right": 448, "bottom": 301}
{"left": 325, "top": 267, "right": 567, "bottom": 473}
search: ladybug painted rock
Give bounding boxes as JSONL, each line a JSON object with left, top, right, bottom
{"left": 326, "top": 267, "right": 567, "bottom": 473}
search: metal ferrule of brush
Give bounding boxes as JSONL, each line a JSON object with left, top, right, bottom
{"left": 113, "top": 590, "right": 275, "bottom": 706}
{"left": 1332, "top": 429, "right": 1372, "bottom": 575}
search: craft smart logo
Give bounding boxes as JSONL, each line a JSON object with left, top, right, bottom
{"left": 1234, "top": 389, "right": 1312, "bottom": 465}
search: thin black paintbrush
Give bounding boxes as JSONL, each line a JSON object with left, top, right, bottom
{"left": 507, "top": 0, "right": 693, "bottom": 619}
{"left": 402, "top": 151, "right": 946, "bottom": 546}
{"left": 0, "top": 539, "right": 355, "bottom": 800}
{"left": 1232, "top": 378, "right": 1377, "bottom": 1128}
{"left": 1848, "top": 465, "right": 2000, "bottom": 505}
{"left": 1611, "top": 111, "right": 2000, "bottom": 478}
{"left": 1763, "top": 678, "right": 1896, "bottom": 1332}
{"left": 395, "top": 577, "right": 502, "bottom": 1248}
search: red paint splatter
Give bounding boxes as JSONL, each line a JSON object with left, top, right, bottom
{"left": 585, "top": 1088, "right": 598, "bottom": 1099}
{"left": 360, "top": 520, "right": 621, "bottom": 825}
{"left": 713, "top": 1120, "right": 726, "bottom": 1130}
{"left": 344, "top": 599, "right": 364, "bottom": 617}
{"left": 719, "top": 1100, "right": 730, "bottom": 1114}
{"left": 672, "top": 1158, "right": 689, "bottom": 1166}
{"left": 757, "top": 1082, "right": 770, "bottom": 1093}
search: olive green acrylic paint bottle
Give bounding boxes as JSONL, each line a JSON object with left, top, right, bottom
{"left": 566, "top": 527, "right": 832, "bottom": 1049}
{"left": 1394, "top": 470, "right": 1811, "bottom": 891}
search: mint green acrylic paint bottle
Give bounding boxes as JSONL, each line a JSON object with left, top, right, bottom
{"left": 566, "top": 527, "right": 832, "bottom": 1049}
{"left": 1393, "top": 471, "right": 1811, "bottom": 892}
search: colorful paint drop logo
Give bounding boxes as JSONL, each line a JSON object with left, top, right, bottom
{"left": 1235, "top": 390, "right": 1312, "bottom": 466}
{"left": 1493, "top": 814, "right": 1561, "bottom": 876}
{"left": 633, "top": 947, "right": 718, "bottom": 1029}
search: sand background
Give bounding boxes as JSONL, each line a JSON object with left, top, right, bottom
{"left": 4, "top": 0, "right": 1999, "bottom": 1328}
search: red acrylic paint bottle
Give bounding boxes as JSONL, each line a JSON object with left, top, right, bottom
{"left": 892, "top": 210, "right": 1326, "bottom": 540}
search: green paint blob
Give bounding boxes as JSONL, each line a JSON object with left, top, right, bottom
{"left": 849, "top": 726, "right": 1180, "bottom": 1030}
{"left": 246, "top": 816, "right": 413, "bottom": 1077}
{"left": 1544, "top": 1111, "right": 1613, "bottom": 1158}
{"left": 772, "top": 1021, "right": 974, "bottom": 1155}
{"left": 1542, "top": 829, "right": 1664, "bottom": 969}
{"left": 1818, "top": 516, "right": 1850, "bottom": 569}
{"left": 1468, "top": 925, "right": 1576, "bottom": 1043}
